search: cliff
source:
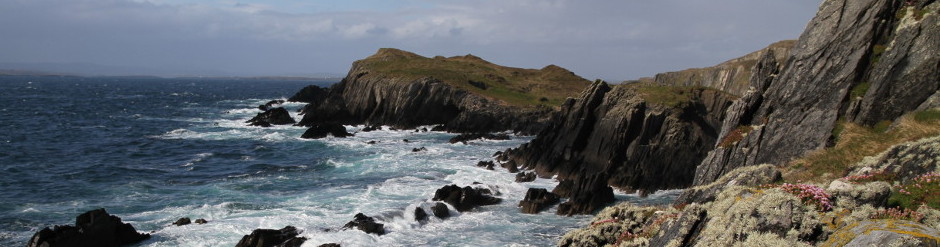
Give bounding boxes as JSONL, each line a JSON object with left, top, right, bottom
{"left": 293, "top": 48, "right": 592, "bottom": 134}
{"left": 694, "top": 0, "right": 940, "bottom": 185}
{"left": 504, "top": 80, "right": 737, "bottom": 214}
{"left": 645, "top": 40, "right": 795, "bottom": 96}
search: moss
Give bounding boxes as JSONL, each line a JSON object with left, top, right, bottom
{"left": 873, "top": 120, "right": 893, "bottom": 133}
{"left": 696, "top": 186, "right": 823, "bottom": 246}
{"left": 850, "top": 81, "right": 872, "bottom": 99}
{"left": 914, "top": 109, "right": 940, "bottom": 123}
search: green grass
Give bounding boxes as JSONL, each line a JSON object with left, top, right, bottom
{"left": 357, "top": 49, "right": 591, "bottom": 108}
{"left": 850, "top": 82, "right": 872, "bottom": 99}
{"left": 914, "top": 109, "right": 940, "bottom": 122}
{"left": 888, "top": 173, "right": 940, "bottom": 210}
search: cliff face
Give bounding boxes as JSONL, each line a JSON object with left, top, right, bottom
{"left": 294, "top": 49, "right": 590, "bottom": 134}
{"left": 694, "top": 0, "right": 940, "bottom": 185}
{"left": 506, "top": 80, "right": 737, "bottom": 214}
{"left": 647, "top": 40, "right": 795, "bottom": 96}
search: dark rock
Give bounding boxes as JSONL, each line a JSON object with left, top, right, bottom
{"left": 431, "top": 125, "right": 446, "bottom": 131}
{"left": 448, "top": 133, "right": 511, "bottom": 144}
{"left": 515, "top": 172, "right": 536, "bottom": 183}
{"left": 361, "top": 125, "right": 381, "bottom": 132}
{"left": 318, "top": 244, "right": 341, "bottom": 247}
{"left": 235, "top": 225, "right": 306, "bottom": 247}
{"left": 554, "top": 174, "right": 615, "bottom": 216}
{"left": 467, "top": 80, "right": 488, "bottom": 90}
{"left": 501, "top": 160, "right": 519, "bottom": 173}
{"left": 475, "top": 160, "right": 495, "bottom": 170}
{"left": 342, "top": 213, "right": 385, "bottom": 235}
{"left": 247, "top": 107, "right": 296, "bottom": 127}
{"left": 648, "top": 205, "right": 708, "bottom": 247}
{"left": 414, "top": 207, "right": 428, "bottom": 222}
{"left": 518, "top": 188, "right": 560, "bottom": 214}
{"left": 173, "top": 217, "right": 191, "bottom": 226}
{"left": 258, "top": 99, "right": 285, "bottom": 111}
{"left": 432, "top": 184, "right": 502, "bottom": 212}
{"left": 288, "top": 85, "right": 329, "bottom": 103}
{"left": 431, "top": 203, "right": 450, "bottom": 219}
{"left": 411, "top": 147, "right": 427, "bottom": 152}
{"left": 366, "top": 140, "right": 377, "bottom": 144}
{"left": 402, "top": 139, "right": 410, "bottom": 143}
{"left": 194, "top": 218, "right": 208, "bottom": 224}
{"left": 420, "top": 127, "right": 428, "bottom": 132}
{"left": 27, "top": 208, "right": 151, "bottom": 247}
{"left": 300, "top": 123, "right": 353, "bottom": 139}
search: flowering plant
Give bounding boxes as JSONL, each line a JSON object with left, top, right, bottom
{"left": 890, "top": 172, "right": 940, "bottom": 209}
{"left": 780, "top": 183, "right": 832, "bottom": 211}
{"left": 870, "top": 207, "right": 924, "bottom": 222}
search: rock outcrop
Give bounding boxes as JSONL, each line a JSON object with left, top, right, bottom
{"left": 504, "top": 80, "right": 736, "bottom": 214}
{"left": 518, "top": 188, "right": 560, "bottom": 214}
{"left": 694, "top": 0, "right": 940, "bottom": 186}
{"left": 247, "top": 107, "right": 295, "bottom": 127}
{"left": 235, "top": 226, "right": 306, "bottom": 247}
{"left": 300, "top": 123, "right": 353, "bottom": 139}
{"left": 27, "top": 208, "right": 150, "bottom": 247}
{"left": 294, "top": 48, "right": 591, "bottom": 135}
{"left": 432, "top": 184, "right": 502, "bottom": 212}
{"left": 342, "top": 213, "right": 385, "bottom": 235}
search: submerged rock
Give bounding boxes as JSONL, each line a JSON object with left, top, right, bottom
{"left": 448, "top": 133, "right": 511, "bottom": 144}
{"left": 235, "top": 225, "right": 306, "bottom": 247}
{"left": 300, "top": 124, "right": 353, "bottom": 139}
{"left": 247, "top": 107, "right": 295, "bottom": 127}
{"left": 194, "top": 218, "right": 208, "bottom": 224}
{"left": 173, "top": 217, "right": 191, "bottom": 226}
{"left": 475, "top": 160, "right": 495, "bottom": 170}
{"left": 432, "top": 184, "right": 502, "bottom": 212}
{"left": 27, "top": 208, "right": 151, "bottom": 247}
{"left": 342, "top": 213, "right": 385, "bottom": 235}
{"left": 518, "top": 188, "right": 560, "bottom": 214}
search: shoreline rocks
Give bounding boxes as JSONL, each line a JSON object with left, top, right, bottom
{"left": 300, "top": 123, "right": 353, "bottom": 139}
{"left": 518, "top": 188, "right": 560, "bottom": 214}
{"left": 432, "top": 184, "right": 502, "bottom": 212}
{"left": 342, "top": 213, "right": 385, "bottom": 235}
{"left": 247, "top": 107, "right": 295, "bottom": 127}
{"left": 235, "top": 225, "right": 306, "bottom": 247}
{"left": 27, "top": 208, "right": 150, "bottom": 247}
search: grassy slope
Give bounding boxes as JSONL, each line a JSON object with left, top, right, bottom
{"left": 355, "top": 48, "right": 592, "bottom": 107}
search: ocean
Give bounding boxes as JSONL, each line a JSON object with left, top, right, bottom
{"left": 0, "top": 76, "right": 677, "bottom": 246}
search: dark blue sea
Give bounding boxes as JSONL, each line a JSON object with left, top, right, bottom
{"left": 0, "top": 76, "right": 677, "bottom": 246}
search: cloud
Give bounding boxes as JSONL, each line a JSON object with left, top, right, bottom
{"left": 0, "top": 0, "right": 821, "bottom": 79}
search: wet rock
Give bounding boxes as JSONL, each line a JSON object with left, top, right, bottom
{"left": 432, "top": 184, "right": 502, "bottom": 212}
{"left": 194, "top": 218, "right": 208, "bottom": 224}
{"left": 501, "top": 160, "right": 519, "bottom": 173}
{"left": 518, "top": 188, "right": 560, "bottom": 214}
{"left": 414, "top": 207, "right": 429, "bottom": 222}
{"left": 366, "top": 141, "right": 377, "bottom": 144}
{"left": 247, "top": 107, "right": 296, "bottom": 127}
{"left": 431, "top": 202, "right": 450, "bottom": 219}
{"left": 554, "top": 174, "right": 615, "bottom": 216}
{"left": 342, "top": 213, "right": 385, "bottom": 235}
{"left": 515, "top": 172, "right": 536, "bottom": 183}
{"left": 300, "top": 123, "right": 353, "bottom": 139}
{"left": 317, "top": 244, "right": 341, "bottom": 247}
{"left": 258, "top": 99, "right": 285, "bottom": 111}
{"left": 173, "top": 217, "right": 191, "bottom": 226}
{"left": 27, "top": 208, "right": 151, "bottom": 247}
{"left": 475, "top": 160, "right": 495, "bottom": 170}
{"left": 361, "top": 125, "right": 381, "bottom": 132}
{"left": 449, "top": 133, "right": 511, "bottom": 144}
{"left": 235, "top": 225, "right": 306, "bottom": 247}
{"left": 411, "top": 147, "right": 427, "bottom": 152}
{"left": 430, "top": 125, "right": 446, "bottom": 132}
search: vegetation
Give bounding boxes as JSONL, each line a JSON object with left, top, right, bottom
{"left": 784, "top": 109, "right": 940, "bottom": 183}
{"left": 355, "top": 48, "right": 590, "bottom": 107}
{"left": 850, "top": 81, "right": 872, "bottom": 99}
{"left": 625, "top": 83, "right": 734, "bottom": 108}
{"left": 718, "top": 125, "right": 755, "bottom": 148}
{"left": 889, "top": 173, "right": 940, "bottom": 210}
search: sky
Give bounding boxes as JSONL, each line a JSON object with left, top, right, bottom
{"left": 0, "top": 0, "right": 822, "bottom": 81}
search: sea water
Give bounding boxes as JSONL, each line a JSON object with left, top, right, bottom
{"left": 0, "top": 76, "right": 678, "bottom": 246}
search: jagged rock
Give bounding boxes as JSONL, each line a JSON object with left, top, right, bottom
{"left": 515, "top": 172, "right": 536, "bottom": 183}
{"left": 27, "top": 208, "right": 150, "bottom": 247}
{"left": 194, "top": 218, "right": 208, "bottom": 224}
{"left": 411, "top": 147, "right": 427, "bottom": 152}
{"left": 300, "top": 124, "right": 353, "bottom": 139}
{"left": 448, "top": 133, "right": 511, "bottom": 144}
{"left": 696, "top": 0, "right": 940, "bottom": 186}
{"left": 288, "top": 85, "right": 329, "bottom": 103}
{"left": 475, "top": 160, "right": 495, "bottom": 170}
{"left": 518, "top": 188, "right": 560, "bottom": 214}
{"left": 247, "top": 107, "right": 295, "bottom": 127}
{"left": 173, "top": 217, "right": 191, "bottom": 226}
{"left": 432, "top": 184, "right": 502, "bottom": 212}
{"left": 507, "top": 79, "right": 736, "bottom": 199}
{"left": 501, "top": 160, "right": 519, "bottom": 173}
{"left": 414, "top": 207, "right": 428, "bottom": 222}
{"left": 674, "top": 164, "right": 781, "bottom": 205}
{"left": 648, "top": 204, "right": 708, "bottom": 247}
{"left": 555, "top": 174, "right": 615, "bottom": 216}
{"left": 342, "top": 213, "right": 385, "bottom": 235}
{"left": 431, "top": 202, "right": 450, "bottom": 219}
{"left": 235, "top": 226, "right": 306, "bottom": 247}
{"left": 823, "top": 220, "right": 940, "bottom": 246}
{"left": 258, "top": 99, "right": 285, "bottom": 111}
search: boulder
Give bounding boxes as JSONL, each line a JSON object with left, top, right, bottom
{"left": 501, "top": 160, "right": 519, "bottom": 173}
{"left": 475, "top": 160, "right": 495, "bottom": 170}
{"left": 515, "top": 172, "right": 536, "bottom": 183}
{"left": 449, "top": 133, "right": 511, "bottom": 144}
{"left": 432, "top": 184, "right": 502, "bottom": 212}
{"left": 235, "top": 225, "right": 306, "bottom": 247}
{"left": 411, "top": 147, "right": 427, "bottom": 152}
{"left": 361, "top": 125, "right": 381, "bottom": 132}
{"left": 194, "top": 218, "right": 208, "bottom": 224}
{"left": 518, "top": 188, "right": 560, "bottom": 214}
{"left": 27, "top": 208, "right": 150, "bottom": 247}
{"left": 173, "top": 217, "right": 191, "bottom": 226}
{"left": 247, "top": 107, "right": 296, "bottom": 127}
{"left": 414, "top": 207, "right": 429, "bottom": 222}
{"left": 431, "top": 202, "right": 451, "bottom": 219}
{"left": 300, "top": 124, "right": 353, "bottom": 139}
{"left": 342, "top": 213, "right": 385, "bottom": 235}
